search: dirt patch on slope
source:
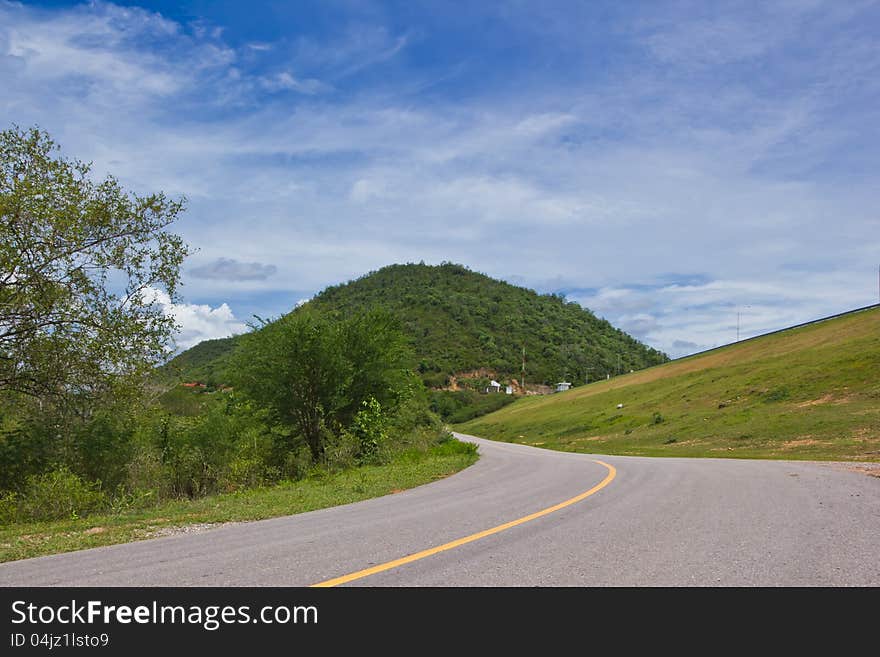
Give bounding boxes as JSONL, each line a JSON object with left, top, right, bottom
{"left": 795, "top": 394, "right": 835, "bottom": 408}
{"left": 781, "top": 438, "right": 826, "bottom": 449}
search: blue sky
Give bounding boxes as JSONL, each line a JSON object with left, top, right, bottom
{"left": 3, "top": 1, "right": 879, "bottom": 356}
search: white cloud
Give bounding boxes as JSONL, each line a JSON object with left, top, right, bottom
{"left": 2, "top": 1, "right": 878, "bottom": 357}
{"left": 260, "top": 71, "right": 332, "bottom": 94}
{"left": 169, "top": 301, "right": 248, "bottom": 351}
{"left": 514, "top": 112, "right": 576, "bottom": 137}
{"left": 349, "top": 178, "right": 386, "bottom": 202}
{"left": 142, "top": 287, "right": 248, "bottom": 351}
{"left": 567, "top": 268, "right": 874, "bottom": 358}
{"left": 1, "top": 1, "right": 235, "bottom": 107}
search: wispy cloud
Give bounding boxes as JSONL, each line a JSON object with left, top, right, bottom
{"left": 290, "top": 26, "right": 409, "bottom": 80}
{"left": 259, "top": 71, "right": 332, "bottom": 95}
{"left": 2, "top": 0, "right": 878, "bottom": 356}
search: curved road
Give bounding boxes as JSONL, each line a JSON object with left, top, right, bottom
{"left": 1, "top": 432, "right": 878, "bottom": 586}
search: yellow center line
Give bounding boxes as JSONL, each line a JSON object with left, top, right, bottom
{"left": 310, "top": 459, "right": 617, "bottom": 587}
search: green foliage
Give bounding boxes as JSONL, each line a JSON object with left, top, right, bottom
{"left": 229, "top": 307, "right": 415, "bottom": 461}
{"left": 156, "top": 385, "right": 215, "bottom": 416}
{"left": 0, "top": 125, "right": 189, "bottom": 401}
{"left": 763, "top": 387, "right": 790, "bottom": 403}
{"left": 310, "top": 263, "right": 669, "bottom": 385}
{"left": 0, "top": 397, "right": 137, "bottom": 493}
{"left": 12, "top": 467, "right": 107, "bottom": 522}
{"left": 154, "top": 264, "right": 671, "bottom": 465}
{"left": 430, "top": 390, "right": 516, "bottom": 423}
{"left": 68, "top": 408, "right": 138, "bottom": 492}
{"left": 434, "top": 438, "right": 478, "bottom": 457}
{"left": 0, "top": 437, "right": 479, "bottom": 562}
{"left": 162, "top": 262, "right": 668, "bottom": 389}
{"left": 351, "top": 397, "right": 387, "bottom": 463}
{"left": 0, "top": 491, "right": 18, "bottom": 525}
{"left": 0, "top": 409, "right": 53, "bottom": 491}
{"left": 143, "top": 399, "right": 278, "bottom": 498}
{"left": 156, "top": 337, "right": 237, "bottom": 388}
{"left": 0, "top": 124, "right": 191, "bottom": 516}
{"left": 3, "top": 136, "right": 506, "bottom": 532}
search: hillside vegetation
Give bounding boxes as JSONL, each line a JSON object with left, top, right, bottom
{"left": 459, "top": 306, "right": 880, "bottom": 461}
{"left": 156, "top": 263, "right": 669, "bottom": 429}
{"left": 304, "top": 262, "right": 666, "bottom": 387}
{"left": 156, "top": 337, "right": 236, "bottom": 387}
{"left": 161, "top": 263, "right": 667, "bottom": 390}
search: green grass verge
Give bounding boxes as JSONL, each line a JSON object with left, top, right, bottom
{"left": 0, "top": 439, "right": 477, "bottom": 564}
{"left": 458, "top": 307, "right": 880, "bottom": 461}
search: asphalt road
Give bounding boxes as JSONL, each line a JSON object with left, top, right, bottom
{"left": 1, "top": 432, "right": 878, "bottom": 586}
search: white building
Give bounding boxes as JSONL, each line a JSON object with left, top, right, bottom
{"left": 487, "top": 380, "right": 502, "bottom": 393}
{"left": 555, "top": 382, "right": 571, "bottom": 392}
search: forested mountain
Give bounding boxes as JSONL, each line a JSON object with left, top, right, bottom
{"left": 157, "top": 336, "right": 237, "bottom": 387}
{"left": 161, "top": 262, "right": 668, "bottom": 388}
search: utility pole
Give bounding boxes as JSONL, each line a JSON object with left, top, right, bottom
{"left": 521, "top": 346, "right": 526, "bottom": 395}
{"left": 737, "top": 305, "right": 752, "bottom": 341}
{"left": 617, "top": 353, "right": 621, "bottom": 375}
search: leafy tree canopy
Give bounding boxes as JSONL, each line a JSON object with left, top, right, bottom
{"left": 229, "top": 308, "right": 415, "bottom": 460}
{"left": 0, "top": 126, "right": 189, "bottom": 404}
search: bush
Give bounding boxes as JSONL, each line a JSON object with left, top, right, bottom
{"left": 436, "top": 428, "right": 454, "bottom": 443}
{"left": 763, "top": 387, "right": 791, "bottom": 403}
{"left": 323, "top": 428, "right": 360, "bottom": 471}
{"left": 0, "top": 490, "right": 18, "bottom": 524}
{"left": 432, "top": 438, "right": 478, "bottom": 457}
{"left": 284, "top": 446, "right": 315, "bottom": 481}
{"left": 430, "top": 389, "right": 516, "bottom": 423}
{"left": 222, "top": 456, "right": 277, "bottom": 492}
{"left": 420, "top": 372, "right": 448, "bottom": 389}
{"left": 15, "top": 467, "right": 107, "bottom": 521}
{"left": 351, "top": 397, "right": 387, "bottom": 463}
{"left": 125, "top": 442, "right": 170, "bottom": 502}
{"left": 0, "top": 407, "right": 56, "bottom": 492}
{"left": 164, "top": 443, "right": 213, "bottom": 499}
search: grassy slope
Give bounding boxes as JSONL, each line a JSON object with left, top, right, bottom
{"left": 459, "top": 306, "right": 880, "bottom": 461}
{"left": 0, "top": 440, "right": 477, "bottom": 563}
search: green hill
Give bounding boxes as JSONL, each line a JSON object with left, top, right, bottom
{"left": 309, "top": 263, "right": 667, "bottom": 387}
{"left": 161, "top": 262, "right": 668, "bottom": 390}
{"left": 458, "top": 305, "right": 880, "bottom": 461}
{"left": 157, "top": 336, "right": 237, "bottom": 387}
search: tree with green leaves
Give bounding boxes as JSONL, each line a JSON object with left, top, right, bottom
{"left": 230, "top": 308, "right": 415, "bottom": 461}
{"left": 0, "top": 125, "right": 190, "bottom": 405}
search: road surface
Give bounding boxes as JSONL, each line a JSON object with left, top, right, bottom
{"left": 1, "top": 432, "right": 878, "bottom": 586}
